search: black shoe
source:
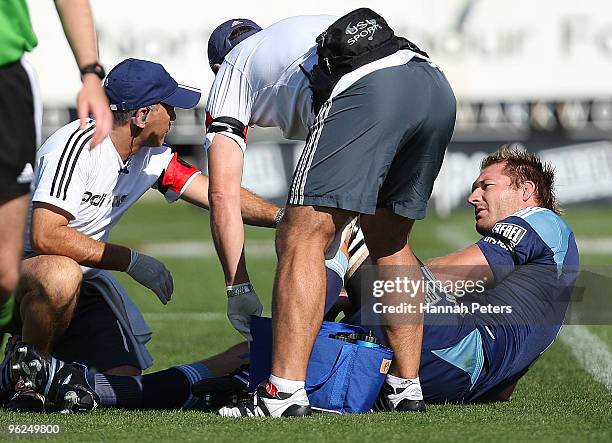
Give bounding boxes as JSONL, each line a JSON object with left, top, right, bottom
{"left": 46, "top": 363, "right": 99, "bottom": 413}
{"left": 191, "top": 364, "right": 250, "bottom": 410}
{"left": 6, "top": 380, "right": 45, "bottom": 412}
{"left": 374, "top": 382, "right": 427, "bottom": 413}
{"left": 6, "top": 342, "right": 56, "bottom": 412}
{"left": 10, "top": 342, "right": 98, "bottom": 413}
{"left": 218, "top": 381, "right": 312, "bottom": 417}
{"left": 10, "top": 342, "right": 58, "bottom": 395}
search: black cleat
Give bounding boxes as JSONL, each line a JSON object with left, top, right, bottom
{"left": 6, "top": 342, "right": 56, "bottom": 412}
{"left": 6, "top": 380, "right": 45, "bottom": 412}
{"left": 191, "top": 364, "right": 250, "bottom": 410}
{"left": 10, "top": 342, "right": 58, "bottom": 394}
{"left": 218, "top": 380, "right": 312, "bottom": 417}
{"left": 46, "top": 363, "right": 99, "bottom": 413}
{"left": 9, "top": 342, "right": 98, "bottom": 413}
{"left": 374, "top": 382, "right": 427, "bottom": 413}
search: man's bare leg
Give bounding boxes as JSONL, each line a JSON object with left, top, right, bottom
{"left": 16, "top": 255, "right": 82, "bottom": 354}
{"left": 271, "top": 205, "right": 350, "bottom": 382}
{"left": 360, "top": 208, "right": 425, "bottom": 411}
{"left": 0, "top": 195, "right": 28, "bottom": 301}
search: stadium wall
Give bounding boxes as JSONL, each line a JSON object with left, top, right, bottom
{"left": 26, "top": 0, "right": 612, "bottom": 213}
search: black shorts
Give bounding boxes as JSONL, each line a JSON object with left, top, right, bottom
{"left": 289, "top": 58, "right": 456, "bottom": 220}
{"left": 53, "top": 281, "right": 141, "bottom": 372}
{"left": 0, "top": 60, "right": 38, "bottom": 201}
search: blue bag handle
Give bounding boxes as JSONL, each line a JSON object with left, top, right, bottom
{"left": 319, "top": 321, "right": 365, "bottom": 335}
{"left": 328, "top": 345, "right": 357, "bottom": 410}
{"left": 306, "top": 342, "right": 354, "bottom": 390}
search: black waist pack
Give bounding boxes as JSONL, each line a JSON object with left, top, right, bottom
{"left": 309, "top": 8, "right": 428, "bottom": 115}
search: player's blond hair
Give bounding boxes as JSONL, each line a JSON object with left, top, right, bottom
{"left": 481, "top": 143, "right": 563, "bottom": 214}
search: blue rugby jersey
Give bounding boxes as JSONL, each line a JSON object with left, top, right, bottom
{"left": 465, "top": 207, "right": 579, "bottom": 401}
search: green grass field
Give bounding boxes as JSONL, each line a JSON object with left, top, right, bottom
{"left": 1, "top": 198, "right": 611, "bottom": 442}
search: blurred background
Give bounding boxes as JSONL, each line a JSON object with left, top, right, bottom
{"left": 4, "top": 3, "right": 609, "bottom": 435}
{"left": 26, "top": 0, "right": 612, "bottom": 216}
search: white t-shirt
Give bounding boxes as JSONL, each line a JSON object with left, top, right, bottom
{"left": 25, "top": 120, "right": 194, "bottom": 277}
{"left": 205, "top": 15, "right": 336, "bottom": 150}
{"left": 204, "top": 14, "right": 420, "bottom": 152}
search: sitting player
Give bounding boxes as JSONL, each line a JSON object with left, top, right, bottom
{"left": 4, "top": 145, "right": 579, "bottom": 412}
{"left": 4, "top": 58, "right": 281, "bottom": 412}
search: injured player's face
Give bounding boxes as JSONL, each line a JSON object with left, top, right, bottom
{"left": 468, "top": 162, "right": 530, "bottom": 235}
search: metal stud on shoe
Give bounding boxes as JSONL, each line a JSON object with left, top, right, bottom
{"left": 29, "top": 360, "right": 42, "bottom": 372}
{"left": 59, "top": 391, "right": 79, "bottom": 414}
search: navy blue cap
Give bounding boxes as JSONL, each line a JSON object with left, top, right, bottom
{"left": 104, "top": 58, "right": 201, "bottom": 111}
{"left": 207, "top": 19, "right": 262, "bottom": 70}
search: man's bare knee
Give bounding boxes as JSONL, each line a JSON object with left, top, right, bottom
{"left": 360, "top": 209, "right": 415, "bottom": 258}
{"left": 18, "top": 256, "right": 82, "bottom": 307}
{"left": 275, "top": 206, "right": 342, "bottom": 256}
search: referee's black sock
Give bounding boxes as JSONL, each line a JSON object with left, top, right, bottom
{"left": 92, "top": 363, "right": 214, "bottom": 409}
{"left": 0, "top": 358, "right": 11, "bottom": 401}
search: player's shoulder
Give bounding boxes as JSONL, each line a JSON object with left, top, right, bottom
{"left": 225, "top": 14, "right": 336, "bottom": 63}
{"left": 504, "top": 207, "right": 574, "bottom": 255}
{"left": 267, "top": 14, "right": 338, "bottom": 30}
{"left": 509, "top": 207, "right": 572, "bottom": 236}
{"left": 139, "top": 143, "right": 173, "bottom": 169}
{"left": 39, "top": 119, "right": 97, "bottom": 158}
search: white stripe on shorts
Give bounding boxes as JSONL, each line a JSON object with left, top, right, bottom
{"left": 20, "top": 56, "right": 42, "bottom": 148}
{"left": 289, "top": 100, "right": 333, "bottom": 205}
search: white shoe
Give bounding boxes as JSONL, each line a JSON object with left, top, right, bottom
{"left": 219, "top": 381, "right": 311, "bottom": 417}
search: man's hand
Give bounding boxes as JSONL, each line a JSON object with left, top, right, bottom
{"left": 78, "top": 75, "right": 112, "bottom": 147}
{"left": 227, "top": 283, "right": 263, "bottom": 341}
{"left": 126, "top": 250, "right": 173, "bottom": 304}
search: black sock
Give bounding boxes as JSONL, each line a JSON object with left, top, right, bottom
{"left": 0, "top": 359, "right": 12, "bottom": 400}
{"left": 93, "top": 363, "right": 213, "bottom": 410}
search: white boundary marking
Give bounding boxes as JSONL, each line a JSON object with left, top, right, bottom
{"left": 143, "top": 312, "right": 225, "bottom": 321}
{"left": 559, "top": 325, "right": 612, "bottom": 393}
{"left": 434, "top": 225, "right": 474, "bottom": 249}
{"left": 576, "top": 238, "right": 612, "bottom": 255}
{"left": 142, "top": 240, "right": 275, "bottom": 258}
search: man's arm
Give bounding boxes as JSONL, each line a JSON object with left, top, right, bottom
{"left": 207, "top": 134, "right": 249, "bottom": 286}
{"left": 32, "top": 203, "right": 130, "bottom": 270}
{"left": 425, "top": 244, "right": 494, "bottom": 285}
{"left": 179, "top": 173, "right": 282, "bottom": 228}
{"left": 32, "top": 203, "right": 173, "bottom": 304}
{"left": 54, "top": 0, "right": 112, "bottom": 147}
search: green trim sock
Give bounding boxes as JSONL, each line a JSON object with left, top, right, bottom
{"left": 0, "top": 296, "right": 15, "bottom": 329}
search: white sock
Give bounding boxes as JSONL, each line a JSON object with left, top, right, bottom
{"left": 268, "top": 374, "right": 305, "bottom": 395}
{"left": 386, "top": 375, "right": 423, "bottom": 400}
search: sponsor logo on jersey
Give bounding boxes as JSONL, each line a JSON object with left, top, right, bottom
{"left": 491, "top": 222, "right": 527, "bottom": 248}
{"left": 345, "top": 19, "right": 383, "bottom": 45}
{"left": 82, "top": 192, "right": 128, "bottom": 208}
{"left": 482, "top": 236, "right": 510, "bottom": 251}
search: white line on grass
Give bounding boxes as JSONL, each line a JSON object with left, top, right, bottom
{"left": 434, "top": 225, "right": 474, "bottom": 249}
{"left": 142, "top": 240, "right": 275, "bottom": 258}
{"left": 576, "top": 238, "right": 612, "bottom": 255}
{"left": 143, "top": 312, "right": 225, "bottom": 321}
{"left": 559, "top": 325, "right": 612, "bottom": 393}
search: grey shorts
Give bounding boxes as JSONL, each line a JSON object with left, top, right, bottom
{"left": 53, "top": 282, "right": 141, "bottom": 372}
{"left": 288, "top": 58, "right": 456, "bottom": 219}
